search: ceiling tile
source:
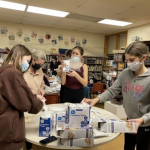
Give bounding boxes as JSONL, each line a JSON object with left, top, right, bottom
{"left": 73, "top": 7, "right": 115, "bottom": 18}
{"left": 98, "top": 0, "right": 149, "bottom": 7}
{"left": 0, "top": 8, "right": 25, "bottom": 16}
{"left": 58, "top": 18, "right": 94, "bottom": 25}
{"left": 81, "top": 0, "right": 131, "bottom": 13}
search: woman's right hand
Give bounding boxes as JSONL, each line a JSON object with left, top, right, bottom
{"left": 37, "top": 94, "right": 45, "bottom": 100}
{"left": 82, "top": 97, "right": 100, "bottom": 106}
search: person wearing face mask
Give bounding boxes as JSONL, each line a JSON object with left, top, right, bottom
{"left": 0, "top": 44, "right": 44, "bottom": 150}
{"left": 83, "top": 42, "right": 150, "bottom": 150}
{"left": 61, "top": 46, "right": 88, "bottom": 103}
{"left": 50, "top": 55, "right": 61, "bottom": 76}
{"left": 23, "top": 49, "right": 46, "bottom": 96}
{"left": 23, "top": 49, "right": 46, "bottom": 150}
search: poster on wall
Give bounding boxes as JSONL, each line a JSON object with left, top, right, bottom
{"left": 24, "top": 33, "right": 30, "bottom": 42}
{"left": 82, "top": 38, "right": 87, "bottom": 45}
{"left": 52, "top": 37, "right": 57, "bottom": 46}
{"left": 70, "top": 36, "right": 75, "bottom": 44}
{"left": 31, "top": 31, "right": 37, "bottom": 40}
{"left": 76, "top": 39, "right": 80, "bottom": 46}
{"left": 45, "top": 32, "right": 51, "bottom": 41}
{"left": 38, "top": 35, "right": 44, "bottom": 44}
{"left": 131, "top": 36, "right": 142, "bottom": 42}
{"left": 64, "top": 38, "right": 69, "bottom": 46}
{"left": 16, "top": 28, "right": 23, "bottom": 38}
{"left": 50, "top": 48, "right": 57, "bottom": 54}
{"left": 58, "top": 34, "right": 63, "bottom": 42}
{"left": 8, "top": 31, "right": 15, "bottom": 41}
{"left": 1, "top": 27, "right": 8, "bottom": 37}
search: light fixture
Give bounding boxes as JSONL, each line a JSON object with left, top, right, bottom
{"left": 27, "top": 6, "right": 69, "bottom": 17}
{"left": 98, "top": 19, "right": 132, "bottom": 26}
{"left": 0, "top": 1, "right": 26, "bottom": 11}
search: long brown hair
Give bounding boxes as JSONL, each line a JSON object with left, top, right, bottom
{"left": 3, "top": 44, "right": 31, "bottom": 72}
{"left": 125, "top": 42, "right": 149, "bottom": 57}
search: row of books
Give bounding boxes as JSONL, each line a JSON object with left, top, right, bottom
{"left": 46, "top": 55, "right": 65, "bottom": 62}
{"left": 88, "top": 72, "right": 102, "bottom": 80}
{"left": 106, "top": 60, "right": 124, "bottom": 70}
{"left": 87, "top": 59, "right": 102, "bottom": 64}
{"left": 88, "top": 65, "right": 102, "bottom": 71}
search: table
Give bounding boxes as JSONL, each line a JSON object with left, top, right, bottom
{"left": 104, "top": 101, "right": 127, "bottom": 119}
{"left": 44, "top": 93, "right": 60, "bottom": 104}
{"left": 25, "top": 104, "right": 121, "bottom": 150}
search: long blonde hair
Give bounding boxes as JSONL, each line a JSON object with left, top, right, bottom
{"left": 3, "top": 44, "right": 32, "bottom": 72}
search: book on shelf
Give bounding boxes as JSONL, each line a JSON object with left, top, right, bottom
{"left": 87, "top": 58, "right": 102, "bottom": 64}
{"left": 88, "top": 65, "right": 102, "bottom": 71}
{"left": 118, "top": 62, "right": 124, "bottom": 70}
{"left": 88, "top": 72, "right": 102, "bottom": 80}
{"left": 114, "top": 54, "right": 123, "bottom": 62}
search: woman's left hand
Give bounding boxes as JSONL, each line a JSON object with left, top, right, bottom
{"left": 66, "top": 70, "right": 78, "bottom": 78}
{"left": 39, "top": 89, "right": 45, "bottom": 96}
{"left": 127, "top": 118, "right": 144, "bottom": 133}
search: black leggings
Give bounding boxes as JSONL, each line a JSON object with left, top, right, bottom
{"left": 62, "top": 86, "right": 83, "bottom": 103}
{"left": 124, "top": 126, "right": 150, "bottom": 150}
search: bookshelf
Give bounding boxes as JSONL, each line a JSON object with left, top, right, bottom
{"left": 103, "top": 52, "right": 126, "bottom": 77}
{"left": 83, "top": 56, "right": 103, "bottom": 81}
{"left": 42, "top": 54, "right": 65, "bottom": 75}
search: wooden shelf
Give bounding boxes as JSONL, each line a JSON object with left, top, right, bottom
{"left": 87, "top": 63, "right": 102, "bottom": 65}
{"left": 89, "top": 71, "right": 102, "bottom": 72}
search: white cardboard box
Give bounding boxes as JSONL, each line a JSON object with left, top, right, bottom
{"left": 104, "top": 101, "right": 127, "bottom": 119}
{"left": 56, "top": 125, "right": 93, "bottom": 138}
{"left": 57, "top": 137, "right": 94, "bottom": 147}
{"left": 68, "top": 104, "right": 91, "bottom": 128}
{"left": 99, "top": 119, "right": 136, "bottom": 133}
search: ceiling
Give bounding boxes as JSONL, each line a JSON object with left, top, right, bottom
{"left": 1, "top": 0, "right": 150, "bottom": 35}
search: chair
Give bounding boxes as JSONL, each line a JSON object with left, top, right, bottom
{"left": 90, "top": 83, "right": 104, "bottom": 98}
{"left": 83, "top": 86, "right": 90, "bottom": 98}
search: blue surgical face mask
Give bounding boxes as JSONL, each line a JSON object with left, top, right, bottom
{"left": 22, "top": 60, "right": 29, "bottom": 72}
{"left": 71, "top": 56, "right": 80, "bottom": 60}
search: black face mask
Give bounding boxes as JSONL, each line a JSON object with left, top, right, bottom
{"left": 32, "top": 63, "right": 41, "bottom": 70}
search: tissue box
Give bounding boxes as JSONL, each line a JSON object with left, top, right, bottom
{"left": 56, "top": 125, "right": 93, "bottom": 138}
{"left": 68, "top": 104, "right": 91, "bottom": 128}
{"left": 57, "top": 137, "right": 94, "bottom": 147}
{"left": 39, "top": 115, "right": 52, "bottom": 137}
{"left": 99, "top": 119, "right": 136, "bottom": 133}
{"left": 63, "top": 60, "right": 70, "bottom": 72}
{"left": 56, "top": 111, "right": 66, "bottom": 125}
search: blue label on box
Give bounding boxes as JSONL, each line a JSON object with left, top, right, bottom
{"left": 39, "top": 117, "right": 51, "bottom": 137}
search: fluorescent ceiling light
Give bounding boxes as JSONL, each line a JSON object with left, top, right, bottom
{"left": 98, "top": 19, "right": 132, "bottom": 26}
{"left": 27, "top": 6, "right": 69, "bottom": 17}
{"left": 0, "top": 1, "right": 26, "bottom": 11}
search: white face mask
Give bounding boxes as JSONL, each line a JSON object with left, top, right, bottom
{"left": 127, "top": 59, "right": 142, "bottom": 71}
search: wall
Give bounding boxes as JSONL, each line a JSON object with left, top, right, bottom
{"left": 127, "top": 24, "right": 150, "bottom": 45}
{"left": 108, "top": 36, "right": 116, "bottom": 54}
{"left": 0, "top": 21, "right": 105, "bottom": 56}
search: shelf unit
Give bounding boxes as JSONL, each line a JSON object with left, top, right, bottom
{"left": 83, "top": 56, "right": 103, "bottom": 81}
{"left": 42, "top": 54, "right": 65, "bottom": 75}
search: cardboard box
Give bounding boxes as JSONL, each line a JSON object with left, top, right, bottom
{"left": 56, "top": 125, "right": 93, "bottom": 139}
{"left": 99, "top": 119, "right": 136, "bottom": 133}
{"left": 39, "top": 116, "right": 52, "bottom": 137}
{"left": 56, "top": 111, "right": 66, "bottom": 125}
{"left": 63, "top": 60, "right": 70, "bottom": 72}
{"left": 68, "top": 104, "right": 91, "bottom": 128}
{"left": 57, "top": 137, "right": 94, "bottom": 147}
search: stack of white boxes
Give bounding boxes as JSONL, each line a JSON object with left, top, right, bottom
{"left": 57, "top": 103, "right": 94, "bottom": 147}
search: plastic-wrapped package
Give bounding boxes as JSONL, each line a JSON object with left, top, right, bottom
{"left": 69, "top": 57, "right": 81, "bottom": 72}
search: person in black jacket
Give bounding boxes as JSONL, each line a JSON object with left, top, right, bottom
{"left": 50, "top": 56, "right": 61, "bottom": 76}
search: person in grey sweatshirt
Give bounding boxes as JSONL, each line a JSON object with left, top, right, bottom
{"left": 83, "top": 41, "right": 150, "bottom": 150}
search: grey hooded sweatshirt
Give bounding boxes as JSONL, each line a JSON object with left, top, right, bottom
{"left": 98, "top": 68, "right": 150, "bottom": 127}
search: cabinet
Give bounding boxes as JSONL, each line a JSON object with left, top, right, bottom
{"left": 44, "top": 93, "right": 60, "bottom": 104}
{"left": 83, "top": 56, "right": 103, "bottom": 81}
